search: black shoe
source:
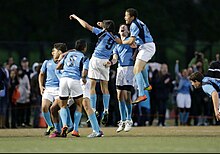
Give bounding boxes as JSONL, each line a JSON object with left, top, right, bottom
{"left": 101, "top": 111, "right": 109, "bottom": 126}
{"left": 44, "top": 126, "right": 54, "bottom": 136}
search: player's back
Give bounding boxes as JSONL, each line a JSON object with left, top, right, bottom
{"left": 92, "top": 27, "right": 116, "bottom": 59}
{"left": 130, "top": 19, "right": 153, "bottom": 45}
{"left": 61, "top": 50, "right": 85, "bottom": 80}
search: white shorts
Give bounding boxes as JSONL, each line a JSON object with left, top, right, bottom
{"left": 59, "top": 77, "right": 83, "bottom": 98}
{"left": 88, "top": 56, "right": 110, "bottom": 81}
{"left": 80, "top": 78, "right": 90, "bottom": 99}
{"left": 42, "top": 87, "right": 59, "bottom": 103}
{"left": 116, "top": 66, "right": 134, "bottom": 86}
{"left": 176, "top": 93, "right": 191, "bottom": 108}
{"left": 136, "top": 42, "right": 156, "bottom": 62}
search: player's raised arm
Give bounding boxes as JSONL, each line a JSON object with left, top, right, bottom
{"left": 69, "top": 14, "right": 93, "bottom": 31}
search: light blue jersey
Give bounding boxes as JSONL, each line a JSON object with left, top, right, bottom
{"left": 130, "top": 18, "right": 153, "bottom": 45}
{"left": 41, "top": 59, "right": 60, "bottom": 88}
{"left": 202, "top": 77, "right": 220, "bottom": 97}
{"left": 177, "top": 78, "right": 191, "bottom": 94}
{"left": 92, "top": 27, "right": 117, "bottom": 59}
{"left": 83, "top": 58, "right": 89, "bottom": 71}
{"left": 113, "top": 37, "right": 135, "bottom": 67}
{"left": 60, "top": 50, "right": 86, "bottom": 80}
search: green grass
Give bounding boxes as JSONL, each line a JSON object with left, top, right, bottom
{"left": 0, "top": 126, "right": 219, "bottom": 153}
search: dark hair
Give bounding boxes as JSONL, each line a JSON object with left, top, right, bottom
{"left": 54, "top": 43, "right": 67, "bottom": 53}
{"left": 126, "top": 8, "right": 138, "bottom": 18}
{"left": 103, "top": 20, "right": 115, "bottom": 32}
{"left": 75, "top": 39, "right": 87, "bottom": 51}
{"left": 189, "top": 71, "right": 204, "bottom": 82}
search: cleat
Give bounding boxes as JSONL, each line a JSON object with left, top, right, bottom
{"left": 87, "top": 131, "right": 104, "bottom": 138}
{"left": 124, "top": 120, "right": 133, "bottom": 132}
{"left": 116, "top": 121, "right": 126, "bottom": 133}
{"left": 44, "top": 126, "right": 54, "bottom": 136}
{"left": 49, "top": 131, "right": 61, "bottom": 138}
{"left": 144, "top": 85, "right": 152, "bottom": 91}
{"left": 71, "top": 130, "right": 80, "bottom": 137}
{"left": 61, "top": 126, "right": 68, "bottom": 137}
{"left": 101, "top": 111, "right": 109, "bottom": 126}
{"left": 132, "top": 95, "right": 147, "bottom": 104}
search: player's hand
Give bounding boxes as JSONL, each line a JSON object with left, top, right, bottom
{"left": 97, "top": 22, "right": 103, "bottom": 28}
{"left": 69, "top": 14, "right": 77, "bottom": 20}
{"left": 215, "top": 112, "right": 220, "bottom": 121}
{"left": 81, "top": 77, "right": 87, "bottom": 84}
{"left": 39, "top": 86, "right": 45, "bottom": 95}
{"left": 130, "top": 43, "right": 137, "bottom": 48}
{"left": 103, "top": 61, "right": 111, "bottom": 67}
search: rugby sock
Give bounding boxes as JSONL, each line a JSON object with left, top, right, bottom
{"left": 42, "top": 111, "right": 53, "bottom": 127}
{"left": 59, "top": 116, "right": 63, "bottom": 127}
{"left": 59, "top": 108, "right": 68, "bottom": 126}
{"left": 135, "top": 72, "right": 145, "bottom": 96}
{"left": 179, "top": 112, "right": 184, "bottom": 125}
{"left": 183, "top": 112, "right": 189, "bottom": 124}
{"left": 90, "top": 94, "right": 97, "bottom": 111}
{"left": 66, "top": 107, "right": 73, "bottom": 128}
{"left": 88, "top": 112, "right": 100, "bottom": 133}
{"left": 141, "top": 65, "right": 150, "bottom": 88}
{"left": 103, "top": 94, "right": 110, "bottom": 112}
{"left": 73, "top": 111, "right": 82, "bottom": 132}
{"left": 118, "top": 101, "right": 126, "bottom": 121}
{"left": 54, "top": 123, "right": 61, "bottom": 133}
{"left": 125, "top": 102, "right": 132, "bottom": 120}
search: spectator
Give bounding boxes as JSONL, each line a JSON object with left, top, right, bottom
{"left": 30, "top": 63, "right": 42, "bottom": 128}
{"left": 8, "top": 69, "right": 19, "bottom": 128}
{"left": 16, "top": 68, "right": 31, "bottom": 127}
{"left": 149, "top": 63, "right": 173, "bottom": 126}
{"left": 0, "top": 63, "right": 8, "bottom": 128}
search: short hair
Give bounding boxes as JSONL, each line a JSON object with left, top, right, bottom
{"left": 54, "top": 43, "right": 67, "bottom": 53}
{"left": 75, "top": 39, "right": 87, "bottom": 51}
{"left": 189, "top": 71, "right": 204, "bottom": 82}
{"left": 103, "top": 20, "right": 115, "bottom": 33}
{"left": 126, "top": 8, "right": 138, "bottom": 18}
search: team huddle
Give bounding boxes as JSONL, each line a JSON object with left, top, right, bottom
{"left": 38, "top": 8, "right": 156, "bottom": 138}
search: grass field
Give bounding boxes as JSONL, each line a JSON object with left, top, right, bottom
{"left": 0, "top": 126, "right": 220, "bottom": 153}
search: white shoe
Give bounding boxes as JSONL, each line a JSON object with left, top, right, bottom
{"left": 116, "top": 121, "right": 125, "bottom": 133}
{"left": 124, "top": 120, "right": 133, "bottom": 132}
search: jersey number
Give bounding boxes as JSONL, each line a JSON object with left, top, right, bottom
{"left": 105, "top": 38, "right": 114, "bottom": 50}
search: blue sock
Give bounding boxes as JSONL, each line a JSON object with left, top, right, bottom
{"left": 179, "top": 112, "right": 184, "bottom": 124}
{"left": 54, "top": 123, "right": 61, "bottom": 133}
{"left": 118, "top": 101, "right": 126, "bottom": 121}
{"left": 144, "top": 90, "right": 151, "bottom": 109}
{"left": 135, "top": 72, "right": 145, "bottom": 96}
{"left": 90, "top": 94, "right": 97, "bottom": 111}
{"left": 66, "top": 107, "right": 73, "bottom": 128}
{"left": 59, "top": 116, "right": 63, "bottom": 128}
{"left": 88, "top": 112, "right": 100, "bottom": 133}
{"left": 183, "top": 112, "right": 189, "bottom": 124}
{"left": 103, "top": 94, "right": 110, "bottom": 111}
{"left": 73, "top": 111, "right": 82, "bottom": 132}
{"left": 42, "top": 111, "right": 53, "bottom": 127}
{"left": 125, "top": 103, "right": 132, "bottom": 120}
{"left": 59, "top": 108, "right": 68, "bottom": 127}
{"left": 141, "top": 65, "right": 150, "bottom": 87}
